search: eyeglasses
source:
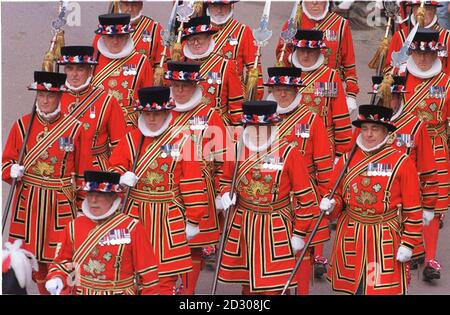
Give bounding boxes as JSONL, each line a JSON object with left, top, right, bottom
{"left": 186, "top": 35, "right": 209, "bottom": 45}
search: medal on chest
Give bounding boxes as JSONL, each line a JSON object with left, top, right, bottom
{"left": 294, "top": 123, "right": 310, "bottom": 138}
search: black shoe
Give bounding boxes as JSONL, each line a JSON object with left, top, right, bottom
{"left": 423, "top": 260, "right": 441, "bottom": 281}
{"left": 313, "top": 256, "right": 328, "bottom": 279}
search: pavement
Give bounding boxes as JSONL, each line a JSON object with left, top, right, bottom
{"left": 1, "top": 1, "right": 449, "bottom": 295}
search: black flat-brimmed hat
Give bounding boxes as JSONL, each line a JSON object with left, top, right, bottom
{"left": 352, "top": 105, "right": 396, "bottom": 132}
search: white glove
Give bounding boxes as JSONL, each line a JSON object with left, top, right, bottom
{"left": 396, "top": 245, "right": 413, "bottom": 263}
{"left": 45, "top": 277, "right": 64, "bottom": 295}
{"left": 185, "top": 223, "right": 200, "bottom": 241}
{"left": 215, "top": 195, "right": 224, "bottom": 211}
{"left": 320, "top": 197, "right": 336, "bottom": 214}
{"left": 221, "top": 192, "right": 236, "bottom": 210}
{"left": 119, "top": 171, "right": 139, "bottom": 187}
{"left": 346, "top": 96, "right": 358, "bottom": 114}
{"left": 290, "top": 235, "right": 305, "bottom": 254}
{"left": 10, "top": 164, "right": 25, "bottom": 179}
{"left": 423, "top": 210, "right": 435, "bottom": 227}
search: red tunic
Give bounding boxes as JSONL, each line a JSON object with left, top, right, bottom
{"left": 93, "top": 16, "right": 165, "bottom": 68}
{"left": 92, "top": 51, "right": 153, "bottom": 130}
{"left": 403, "top": 72, "right": 450, "bottom": 213}
{"left": 217, "top": 139, "right": 325, "bottom": 292}
{"left": 276, "top": 11, "right": 359, "bottom": 98}
{"left": 2, "top": 113, "right": 83, "bottom": 262}
{"left": 385, "top": 24, "right": 450, "bottom": 75}
{"left": 109, "top": 126, "right": 208, "bottom": 277}
{"left": 183, "top": 54, "right": 244, "bottom": 127}
{"left": 297, "top": 64, "right": 352, "bottom": 157}
{"left": 277, "top": 102, "right": 334, "bottom": 197}
{"left": 47, "top": 213, "right": 159, "bottom": 295}
{"left": 171, "top": 101, "right": 229, "bottom": 247}
{"left": 61, "top": 86, "right": 127, "bottom": 173}
{"left": 212, "top": 18, "right": 264, "bottom": 100}
{"left": 326, "top": 146, "right": 423, "bottom": 295}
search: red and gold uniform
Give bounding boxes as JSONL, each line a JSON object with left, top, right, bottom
{"left": 92, "top": 52, "right": 153, "bottom": 130}
{"left": 217, "top": 137, "right": 326, "bottom": 293}
{"left": 2, "top": 112, "right": 83, "bottom": 262}
{"left": 276, "top": 103, "right": 333, "bottom": 197}
{"left": 327, "top": 143, "right": 423, "bottom": 294}
{"left": 47, "top": 213, "right": 159, "bottom": 295}
{"left": 183, "top": 53, "right": 244, "bottom": 127}
{"left": 93, "top": 15, "right": 165, "bottom": 68}
{"left": 296, "top": 63, "right": 352, "bottom": 158}
{"left": 276, "top": 11, "right": 359, "bottom": 98}
{"left": 211, "top": 18, "right": 264, "bottom": 100}
{"left": 109, "top": 115, "right": 208, "bottom": 294}
{"left": 403, "top": 72, "right": 450, "bottom": 214}
{"left": 61, "top": 86, "right": 127, "bottom": 172}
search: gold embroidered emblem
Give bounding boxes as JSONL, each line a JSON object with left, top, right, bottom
{"left": 141, "top": 171, "right": 164, "bottom": 186}
{"left": 416, "top": 109, "right": 433, "bottom": 122}
{"left": 244, "top": 179, "right": 270, "bottom": 198}
{"left": 355, "top": 190, "right": 377, "bottom": 206}
{"left": 36, "top": 129, "right": 49, "bottom": 142}
{"left": 307, "top": 104, "right": 319, "bottom": 114}
{"left": 68, "top": 102, "right": 77, "bottom": 113}
{"left": 251, "top": 169, "right": 262, "bottom": 180}
{"left": 225, "top": 51, "right": 233, "bottom": 59}
{"left": 111, "top": 68, "right": 121, "bottom": 77}
{"left": 201, "top": 95, "right": 211, "bottom": 105}
{"left": 361, "top": 177, "right": 371, "bottom": 187}
{"left": 108, "top": 79, "right": 118, "bottom": 88}
{"left": 386, "top": 133, "right": 396, "bottom": 145}
{"left": 149, "top": 160, "right": 158, "bottom": 170}
{"left": 303, "top": 94, "right": 313, "bottom": 103}
{"left": 40, "top": 151, "right": 49, "bottom": 160}
{"left": 32, "top": 161, "right": 55, "bottom": 176}
{"left": 83, "top": 258, "right": 106, "bottom": 276}
{"left": 108, "top": 89, "right": 123, "bottom": 102}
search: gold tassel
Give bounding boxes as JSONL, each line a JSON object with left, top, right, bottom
{"left": 42, "top": 51, "right": 55, "bottom": 72}
{"left": 245, "top": 68, "right": 259, "bottom": 101}
{"left": 193, "top": 1, "right": 204, "bottom": 18}
{"left": 416, "top": 6, "right": 426, "bottom": 28}
{"left": 153, "top": 66, "right": 165, "bottom": 86}
{"left": 275, "top": 59, "right": 286, "bottom": 67}
{"left": 170, "top": 42, "right": 183, "bottom": 62}
{"left": 368, "top": 37, "right": 390, "bottom": 69}
{"left": 379, "top": 73, "right": 394, "bottom": 107}
{"left": 53, "top": 31, "right": 65, "bottom": 59}
{"left": 296, "top": 2, "right": 303, "bottom": 28}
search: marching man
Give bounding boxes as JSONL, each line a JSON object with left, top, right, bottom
{"left": 45, "top": 170, "right": 160, "bottom": 295}
{"left": 217, "top": 100, "right": 325, "bottom": 295}
{"left": 166, "top": 61, "right": 229, "bottom": 294}
{"left": 108, "top": 86, "right": 209, "bottom": 294}
{"left": 2, "top": 71, "right": 83, "bottom": 294}
{"left": 181, "top": 15, "right": 244, "bottom": 127}
{"left": 325, "top": 105, "right": 423, "bottom": 295}
{"left": 59, "top": 45, "right": 127, "bottom": 173}
{"left": 92, "top": 13, "right": 153, "bottom": 130}
{"left": 385, "top": 1, "right": 450, "bottom": 75}
{"left": 205, "top": 0, "right": 264, "bottom": 100}
{"left": 286, "top": 28, "right": 352, "bottom": 160}
{"left": 276, "top": 0, "right": 360, "bottom": 109}
{"left": 265, "top": 66, "right": 333, "bottom": 284}
{"left": 402, "top": 28, "right": 450, "bottom": 281}
{"left": 93, "top": 1, "right": 165, "bottom": 68}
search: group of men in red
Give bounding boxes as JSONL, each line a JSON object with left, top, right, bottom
{"left": 2, "top": 0, "right": 449, "bottom": 295}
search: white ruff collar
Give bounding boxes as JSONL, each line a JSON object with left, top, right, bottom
{"left": 391, "top": 101, "right": 404, "bottom": 122}
{"left": 302, "top": 1, "right": 329, "bottom": 21}
{"left": 138, "top": 112, "right": 173, "bottom": 137}
{"left": 267, "top": 92, "right": 302, "bottom": 115}
{"left": 98, "top": 37, "right": 134, "bottom": 60}
{"left": 172, "top": 87, "right": 203, "bottom": 112}
{"left": 82, "top": 197, "right": 121, "bottom": 221}
{"left": 36, "top": 101, "right": 61, "bottom": 121}
{"left": 356, "top": 133, "right": 389, "bottom": 153}
{"left": 406, "top": 57, "right": 442, "bottom": 79}
{"left": 411, "top": 13, "right": 438, "bottom": 28}
{"left": 206, "top": 7, "right": 234, "bottom": 25}
{"left": 243, "top": 126, "right": 278, "bottom": 152}
{"left": 65, "top": 76, "right": 92, "bottom": 93}
{"left": 183, "top": 39, "right": 216, "bottom": 60}
{"left": 119, "top": 8, "right": 143, "bottom": 24}
{"left": 291, "top": 51, "right": 324, "bottom": 72}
